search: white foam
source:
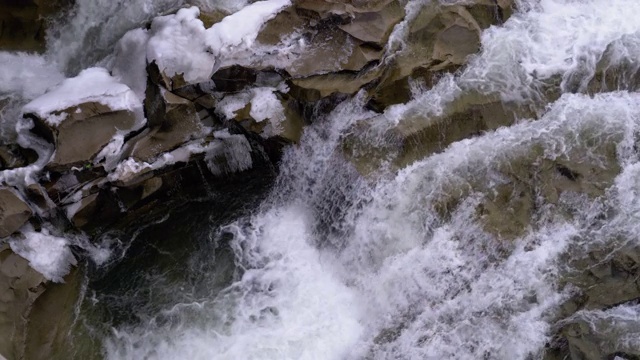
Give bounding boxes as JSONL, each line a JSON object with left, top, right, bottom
{"left": 111, "top": 28, "right": 151, "bottom": 100}
{"left": 46, "top": 0, "right": 184, "bottom": 72}
{"left": 106, "top": 205, "right": 363, "bottom": 360}
{"left": 461, "top": 0, "right": 640, "bottom": 99}
{"left": 0, "top": 53, "right": 65, "bottom": 100}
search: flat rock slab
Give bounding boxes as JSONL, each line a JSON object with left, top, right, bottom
{"left": 0, "top": 188, "right": 32, "bottom": 238}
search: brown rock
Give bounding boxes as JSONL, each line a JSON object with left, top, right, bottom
{"left": 132, "top": 82, "right": 203, "bottom": 162}
{"left": 24, "top": 266, "right": 84, "bottom": 360}
{"left": 0, "top": 188, "right": 32, "bottom": 238}
{"left": 27, "top": 102, "right": 137, "bottom": 171}
{"left": 370, "top": 1, "right": 514, "bottom": 109}
{"left": 285, "top": 27, "right": 379, "bottom": 77}
{"left": 343, "top": 93, "right": 526, "bottom": 176}
{"left": 337, "top": 0, "right": 404, "bottom": 45}
{"left": 211, "top": 65, "right": 259, "bottom": 92}
{"left": 0, "top": 244, "right": 46, "bottom": 360}
{"left": 289, "top": 67, "right": 381, "bottom": 102}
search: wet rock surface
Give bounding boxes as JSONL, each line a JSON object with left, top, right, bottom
{"left": 0, "top": 0, "right": 72, "bottom": 52}
{"left": 1, "top": 0, "right": 638, "bottom": 359}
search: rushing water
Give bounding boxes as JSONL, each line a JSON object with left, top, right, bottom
{"left": 3, "top": 0, "right": 640, "bottom": 359}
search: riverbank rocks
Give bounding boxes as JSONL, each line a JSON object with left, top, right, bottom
{"left": 6, "top": 0, "right": 521, "bottom": 244}
{"left": 23, "top": 266, "right": 84, "bottom": 360}
{"left": 8, "top": 0, "right": 626, "bottom": 359}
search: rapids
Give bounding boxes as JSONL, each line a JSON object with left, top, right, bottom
{"left": 2, "top": 0, "right": 640, "bottom": 359}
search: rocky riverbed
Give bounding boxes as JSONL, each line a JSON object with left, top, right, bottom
{"left": 2, "top": 0, "right": 640, "bottom": 359}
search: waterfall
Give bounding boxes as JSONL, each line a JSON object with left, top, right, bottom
{"left": 2, "top": 0, "right": 640, "bottom": 359}
{"left": 102, "top": 0, "right": 640, "bottom": 358}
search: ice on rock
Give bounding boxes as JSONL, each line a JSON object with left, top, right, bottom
{"left": 9, "top": 226, "right": 78, "bottom": 283}
{"left": 145, "top": 0, "right": 290, "bottom": 84}
{"left": 217, "top": 87, "right": 286, "bottom": 137}
{"left": 22, "top": 67, "right": 142, "bottom": 126}
{"left": 205, "top": 0, "right": 291, "bottom": 56}
{"left": 146, "top": 7, "right": 215, "bottom": 84}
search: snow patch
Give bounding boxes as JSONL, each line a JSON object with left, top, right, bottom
{"left": 23, "top": 67, "right": 142, "bottom": 125}
{"left": 217, "top": 87, "right": 286, "bottom": 137}
{"left": 205, "top": 0, "right": 290, "bottom": 56}
{"left": 146, "top": 7, "right": 215, "bottom": 84}
{"left": 9, "top": 226, "right": 77, "bottom": 283}
{"left": 146, "top": 0, "right": 290, "bottom": 83}
{"left": 109, "top": 140, "right": 221, "bottom": 182}
{"left": 248, "top": 87, "right": 285, "bottom": 137}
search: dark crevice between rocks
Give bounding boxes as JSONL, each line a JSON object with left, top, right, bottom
{"left": 608, "top": 353, "right": 640, "bottom": 360}
{"left": 556, "top": 164, "right": 580, "bottom": 182}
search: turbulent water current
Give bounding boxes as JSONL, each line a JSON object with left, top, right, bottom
{"left": 3, "top": 0, "right": 640, "bottom": 359}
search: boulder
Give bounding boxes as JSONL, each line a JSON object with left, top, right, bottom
{"left": 24, "top": 266, "right": 85, "bottom": 360}
{"left": 284, "top": 26, "right": 381, "bottom": 77}
{"left": 0, "top": 188, "right": 32, "bottom": 238}
{"left": 289, "top": 67, "right": 382, "bottom": 103}
{"left": 130, "top": 81, "right": 202, "bottom": 163}
{"left": 295, "top": 0, "right": 399, "bottom": 18}
{"left": 216, "top": 89, "right": 305, "bottom": 143}
{"left": 211, "top": 65, "right": 259, "bottom": 92}
{"left": 258, "top": 2, "right": 392, "bottom": 78}
{"left": 560, "top": 311, "right": 640, "bottom": 360}
{"left": 587, "top": 35, "right": 640, "bottom": 94}
{"left": 0, "top": 244, "right": 46, "bottom": 360}
{"left": 28, "top": 101, "right": 137, "bottom": 171}
{"left": 23, "top": 68, "right": 143, "bottom": 171}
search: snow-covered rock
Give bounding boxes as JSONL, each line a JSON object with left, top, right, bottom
{"left": 23, "top": 68, "right": 144, "bottom": 171}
